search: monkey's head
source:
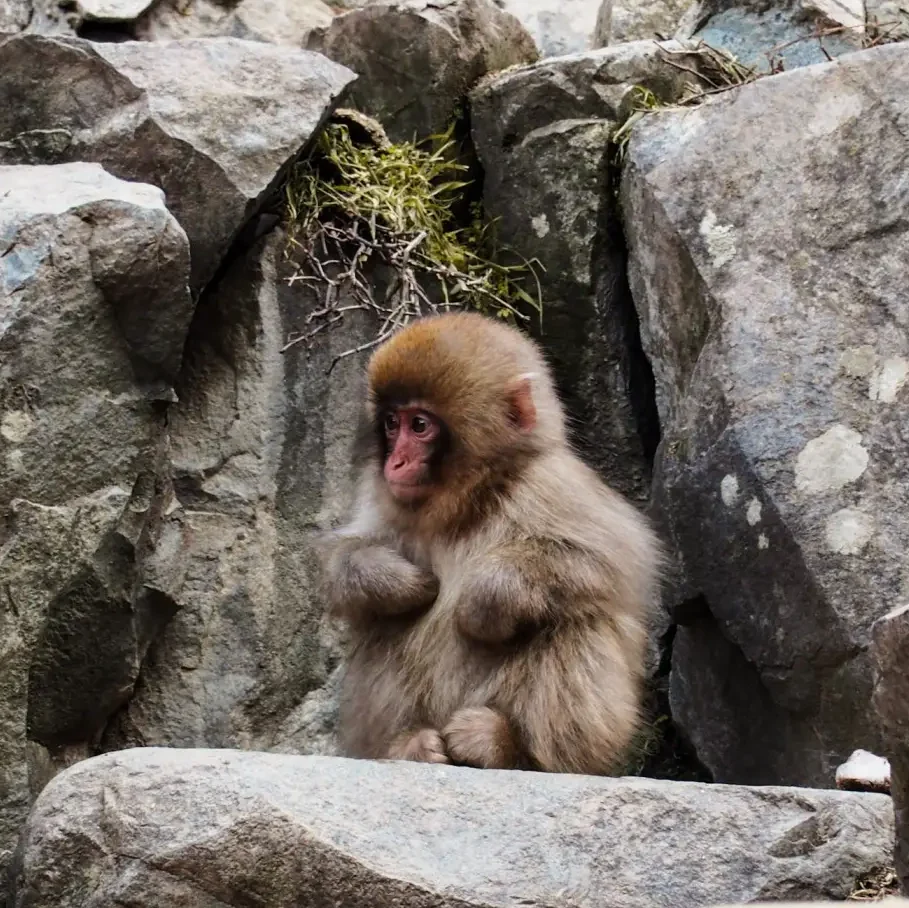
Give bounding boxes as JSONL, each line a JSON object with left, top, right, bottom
{"left": 359, "top": 312, "right": 566, "bottom": 529}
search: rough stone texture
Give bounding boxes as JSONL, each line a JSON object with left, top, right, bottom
{"left": 135, "top": 0, "right": 335, "bottom": 46}
{"left": 622, "top": 43, "right": 909, "bottom": 787}
{"left": 8, "top": 747, "right": 896, "bottom": 908}
{"left": 101, "top": 230, "right": 375, "bottom": 759}
{"left": 78, "top": 0, "right": 152, "bottom": 21}
{"left": 0, "top": 162, "right": 193, "bottom": 893}
{"left": 470, "top": 41, "right": 706, "bottom": 512}
{"left": 674, "top": 0, "right": 864, "bottom": 72}
{"left": 0, "top": 34, "right": 355, "bottom": 291}
{"left": 307, "top": 0, "right": 538, "bottom": 143}
{"left": 871, "top": 604, "right": 909, "bottom": 891}
{"left": 497, "top": 0, "right": 602, "bottom": 56}
{"left": 0, "top": 0, "right": 79, "bottom": 33}
{"left": 710, "top": 903, "right": 909, "bottom": 908}
{"left": 597, "top": 0, "right": 690, "bottom": 43}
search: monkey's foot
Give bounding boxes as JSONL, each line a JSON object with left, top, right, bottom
{"left": 386, "top": 728, "right": 450, "bottom": 764}
{"left": 442, "top": 707, "right": 520, "bottom": 770}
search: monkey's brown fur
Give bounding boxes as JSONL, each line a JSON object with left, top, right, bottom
{"left": 320, "top": 312, "right": 663, "bottom": 774}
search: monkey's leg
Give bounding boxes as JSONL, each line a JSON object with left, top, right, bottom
{"left": 441, "top": 707, "right": 528, "bottom": 770}
{"left": 387, "top": 728, "right": 450, "bottom": 764}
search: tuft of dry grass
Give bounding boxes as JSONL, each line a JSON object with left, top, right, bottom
{"left": 849, "top": 867, "right": 901, "bottom": 901}
{"left": 281, "top": 115, "right": 543, "bottom": 372}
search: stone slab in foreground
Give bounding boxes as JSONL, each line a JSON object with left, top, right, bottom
{"left": 8, "top": 748, "right": 894, "bottom": 908}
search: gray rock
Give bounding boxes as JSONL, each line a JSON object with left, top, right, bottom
{"left": 0, "top": 35, "right": 355, "bottom": 291}
{"left": 0, "top": 0, "right": 79, "bottom": 33}
{"left": 710, "top": 903, "right": 909, "bottom": 907}
{"left": 872, "top": 604, "right": 909, "bottom": 891}
{"left": 599, "top": 0, "right": 691, "bottom": 42}
{"left": 497, "top": 0, "right": 602, "bottom": 56}
{"left": 622, "top": 43, "right": 909, "bottom": 786}
{"left": 135, "top": 0, "right": 335, "bottom": 46}
{"left": 307, "top": 0, "right": 538, "bottom": 143}
{"left": 101, "top": 230, "right": 373, "bottom": 758}
{"left": 470, "top": 41, "right": 707, "bottom": 511}
{"left": 78, "top": 0, "right": 153, "bottom": 21}
{"left": 8, "top": 747, "right": 896, "bottom": 908}
{"left": 675, "top": 0, "right": 864, "bottom": 73}
{"left": 0, "top": 162, "right": 193, "bottom": 893}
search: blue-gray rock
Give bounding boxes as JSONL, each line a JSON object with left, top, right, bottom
{"left": 675, "top": 0, "right": 864, "bottom": 73}
{"left": 8, "top": 748, "right": 896, "bottom": 908}
{"left": 622, "top": 43, "right": 909, "bottom": 787}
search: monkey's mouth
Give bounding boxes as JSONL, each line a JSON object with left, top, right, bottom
{"left": 387, "top": 480, "right": 432, "bottom": 504}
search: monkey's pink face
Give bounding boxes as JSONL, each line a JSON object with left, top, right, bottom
{"left": 383, "top": 406, "right": 442, "bottom": 503}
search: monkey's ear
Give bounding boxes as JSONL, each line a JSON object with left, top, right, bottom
{"left": 506, "top": 373, "right": 537, "bottom": 433}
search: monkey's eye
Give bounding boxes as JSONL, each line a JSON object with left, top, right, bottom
{"left": 411, "top": 414, "right": 429, "bottom": 435}
{"left": 383, "top": 412, "right": 399, "bottom": 433}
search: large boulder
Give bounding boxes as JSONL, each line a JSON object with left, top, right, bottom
{"left": 0, "top": 34, "right": 355, "bottom": 291}
{"left": 307, "top": 0, "right": 537, "bottom": 143}
{"left": 101, "top": 229, "right": 375, "bottom": 757}
{"left": 8, "top": 747, "right": 895, "bottom": 908}
{"left": 0, "top": 162, "right": 193, "bottom": 893}
{"left": 470, "top": 41, "right": 707, "bottom": 509}
{"left": 871, "top": 604, "right": 909, "bottom": 891}
{"left": 621, "top": 43, "right": 909, "bottom": 787}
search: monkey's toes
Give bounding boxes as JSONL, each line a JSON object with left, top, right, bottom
{"left": 387, "top": 728, "right": 449, "bottom": 764}
{"left": 442, "top": 707, "right": 519, "bottom": 770}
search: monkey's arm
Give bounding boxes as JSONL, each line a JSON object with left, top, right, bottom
{"left": 455, "top": 538, "right": 574, "bottom": 645}
{"left": 322, "top": 537, "right": 439, "bottom": 620}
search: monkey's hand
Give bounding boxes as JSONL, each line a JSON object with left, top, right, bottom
{"left": 455, "top": 554, "right": 549, "bottom": 645}
{"left": 443, "top": 707, "right": 523, "bottom": 770}
{"left": 387, "top": 728, "right": 450, "bottom": 764}
{"left": 324, "top": 539, "right": 439, "bottom": 620}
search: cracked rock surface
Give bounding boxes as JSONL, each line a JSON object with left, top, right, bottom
{"left": 0, "top": 161, "right": 192, "bottom": 880}
{"left": 7, "top": 747, "right": 896, "bottom": 908}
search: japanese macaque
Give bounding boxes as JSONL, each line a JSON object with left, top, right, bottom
{"left": 318, "top": 312, "right": 663, "bottom": 774}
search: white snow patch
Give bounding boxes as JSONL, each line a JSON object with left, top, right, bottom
{"left": 835, "top": 749, "right": 890, "bottom": 793}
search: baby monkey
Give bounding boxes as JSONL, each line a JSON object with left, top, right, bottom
{"left": 319, "top": 312, "right": 662, "bottom": 774}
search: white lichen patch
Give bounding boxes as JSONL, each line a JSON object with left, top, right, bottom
{"left": 699, "top": 210, "right": 736, "bottom": 268}
{"left": 869, "top": 356, "right": 909, "bottom": 403}
{"left": 758, "top": 533, "right": 769, "bottom": 550}
{"left": 825, "top": 507, "right": 874, "bottom": 554}
{"left": 5, "top": 448, "right": 24, "bottom": 473}
{"left": 1, "top": 409, "right": 34, "bottom": 444}
{"left": 794, "top": 424, "right": 869, "bottom": 495}
{"left": 746, "top": 498, "right": 762, "bottom": 525}
{"left": 720, "top": 474, "right": 740, "bottom": 507}
{"left": 840, "top": 345, "right": 877, "bottom": 379}
{"left": 531, "top": 213, "right": 550, "bottom": 239}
